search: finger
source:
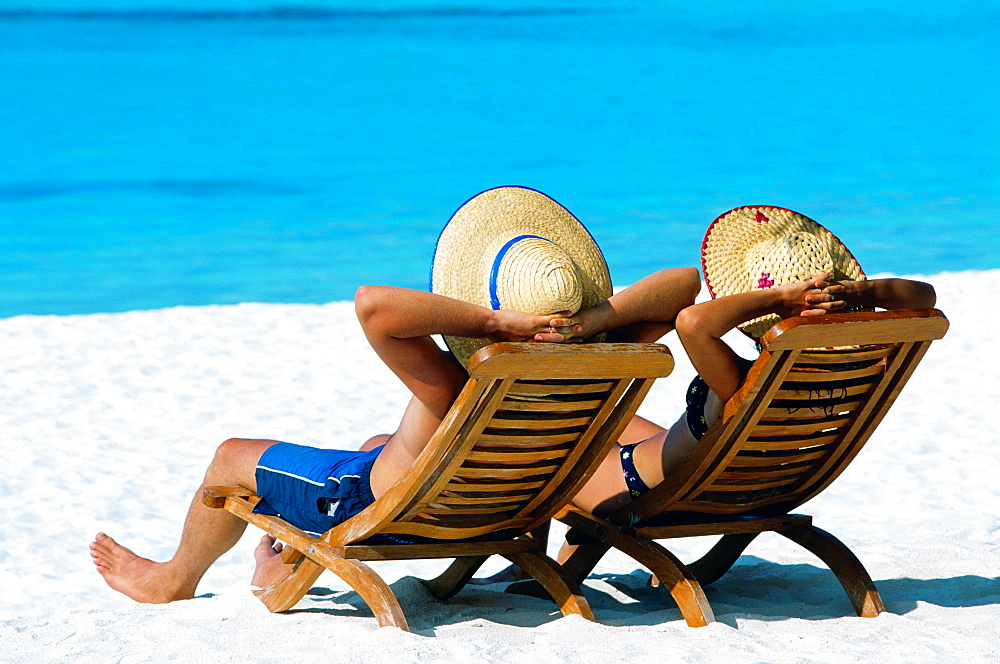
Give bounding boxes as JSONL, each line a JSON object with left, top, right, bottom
{"left": 810, "top": 272, "right": 833, "bottom": 288}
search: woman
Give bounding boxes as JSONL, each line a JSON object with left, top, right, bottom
{"left": 474, "top": 205, "right": 936, "bottom": 583}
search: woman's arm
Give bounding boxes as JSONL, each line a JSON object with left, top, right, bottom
{"left": 675, "top": 274, "right": 841, "bottom": 401}
{"left": 835, "top": 277, "right": 937, "bottom": 311}
{"left": 674, "top": 274, "right": 937, "bottom": 402}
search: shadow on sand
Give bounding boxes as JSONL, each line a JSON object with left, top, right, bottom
{"left": 270, "top": 556, "right": 1000, "bottom": 633}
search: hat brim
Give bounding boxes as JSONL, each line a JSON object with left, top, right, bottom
{"left": 701, "top": 205, "right": 866, "bottom": 339}
{"left": 431, "top": 186, "right": 612, "bottom": 366}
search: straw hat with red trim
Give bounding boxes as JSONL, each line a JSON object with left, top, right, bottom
{"left": 431, "top": 186, "right": 612, "bottom": 367}
{"left": 701, "top": 205, "right": 867, "bottom": 340}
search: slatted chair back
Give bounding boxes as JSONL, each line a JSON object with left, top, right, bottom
{"left": 327, "top": 342, "right": 674, "bottom": 545}
{"left": 614, "top": 309, "right": 948, "bottom": 526}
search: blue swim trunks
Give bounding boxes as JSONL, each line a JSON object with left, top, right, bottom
{"left": 253, "top": 442, "right": 382, "bottom": 538}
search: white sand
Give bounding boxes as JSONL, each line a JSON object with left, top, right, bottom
{"left": 1, "top": 270, "right": 997, "bottom": 663}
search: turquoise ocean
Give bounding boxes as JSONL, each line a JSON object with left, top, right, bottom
{"left": 2, "top": 0, "right": 998, "bottom": 317}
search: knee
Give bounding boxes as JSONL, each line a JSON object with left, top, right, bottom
{"left": 211, "top": 438, "right": 257, "bottom": 471}
{"left": 205, "top": 438, "right": 267, "bottom": 487}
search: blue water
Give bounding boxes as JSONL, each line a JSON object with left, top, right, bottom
{"left": 2, "top": 1, "right": 998, "bottom": 317}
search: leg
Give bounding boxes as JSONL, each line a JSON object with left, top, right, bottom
{"left": 91, "top": 437, "right": 279, "bottom": 603}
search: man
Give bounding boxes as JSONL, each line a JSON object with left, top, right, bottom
{"left": 90, "top": 186, "right": 700, "bottom": 602}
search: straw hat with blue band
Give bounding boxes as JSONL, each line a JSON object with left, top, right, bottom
{"left": 701, "top": 205, "right": 867, "bottom": 340}
{"left": 431, "top": 186, "right": 612, "bottom": 367}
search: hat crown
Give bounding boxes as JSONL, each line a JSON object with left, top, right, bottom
{"left": 491, "top": 236, "right": 583, "bottom": 315}
{"left": 745, "top": 232, "right": 834, "bottom": 290}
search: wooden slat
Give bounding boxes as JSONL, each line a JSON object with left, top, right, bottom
{"left": 767, "top": 394, "right": 864, "bottom": 415}
{"left": 421, "top": 505, "right": 521, "bottom": 515}
{"left": 743, "top": 431, "right": 841, "bottom": 450}
{"left": 443, "top": 479, "right": 547, "bottom": 491}
{"left": 706, "top": 475, "right": 801, "bottom": 491}
{"left": 378, "top": 517, "right": 535, "bottom": 538}
{"left": 473, "top": 431, "right": 582, "bottom": 445}
{"left": 753, "top": 414, "right": 854, "bottom": 436}
{"left": 633, "top": 514, "right": 812, "bottom": 539}
{"left": 728, "top": 448, "right": 828, "bottom": 467}
{"left": 471, "top": 442, "right": 571, "bottom": 454}
{"left": 338, "top": 537, "right": 543, "bottom": 561}
{"left": 763, "top": 309, "right": 949, "bottom": 350}
{"left": 467, "top": 448, "right": 570, "bottom": 463}
{"left": 435, "top": 493, "right": 535, "bottom": 505}
{"left": 506, "top": 381, "right": 617, "bottom": 397}
{"left": 794, "top": 347, "right": 894, "bottom": 364}
{"left": 500, "top": 398, "right": 606, "bottom": 412}
{"left": 718, "top": 461, "right": 815, "bottom": 479}
{"left": 485, "top": 415, "right": 595, "bottom": 430}
{"left": 468, "top": 342, "right": 675, "bottom": 379}
{"left": 780, "top": 363, "right": 885, "bottom": 383}
{"left": 454, "top": 465, "right": 561, "bottom": 479}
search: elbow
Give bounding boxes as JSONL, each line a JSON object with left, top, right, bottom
{"left": 354, "top": 285, "right": 391, "bottom": 332}
{"left": 680, "top": 266, "right": 702, "bottom": 304}
{"left": 915, "top": 282, "right": 937, "bottom": 309}
{"left": 890, "top": 279, "right": 937, "bottom": 310}
{"left": 674, "top": 305, "right": 703, "bottom": 343}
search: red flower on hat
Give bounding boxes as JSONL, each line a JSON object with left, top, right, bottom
{"left": 757, "top": 273, "right": 774, "bottom": 288}
{"left": 755, "top": 211, "right": 769, "bottom": 223}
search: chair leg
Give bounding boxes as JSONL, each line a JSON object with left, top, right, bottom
{"left": 779, "top": 525, "right": 885, "bottom": 618}
{"left": 421, "top": 556, "right": 489, "bottom": 600}
{"left": 256, "top": 544, "right": 410, "bottom": 630}
{"left": 600, "top": 528, "right": 715, "bottom": 627}
{"left": 505, "top": 527, "right": 611, "bottom": 600}
{"left": 686, "top": 533, "right": 760, "bottom": 585}
{"left": 560, "top": 530, "right": 613, "bottom": 587}
{"left": 503, "top": 551, "right": 595, "bottom": 622}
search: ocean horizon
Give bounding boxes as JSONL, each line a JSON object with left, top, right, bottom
{"left": 2, "top": 1, "right": 997, "bottom": 317}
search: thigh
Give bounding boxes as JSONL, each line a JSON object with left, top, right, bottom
{"left": 618, "top": 414, "right": 667, "bottom": 445}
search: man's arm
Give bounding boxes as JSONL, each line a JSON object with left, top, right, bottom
{"left": 571, "top": 267, "right": 702, "bottom": 343}
{"left": 354, "top": 286, "right": 575, "bottom": 419}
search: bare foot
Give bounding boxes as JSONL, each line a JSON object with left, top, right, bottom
{"left": 251, "top": 535, "right": 294, "bottom": 588}
{"left": 90, "top": 532, "right": 192, "bottom": 603}
{"left": 468, "top": 564, "right": 530, "bottom": 586}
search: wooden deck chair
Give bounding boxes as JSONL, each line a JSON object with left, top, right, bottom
{"left": 203, "top": 342, "right": 673, "bottom": 631}
{"left": 551, "top": 309, "right": 948, "bottom": 627}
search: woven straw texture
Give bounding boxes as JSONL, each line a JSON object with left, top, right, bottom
{"left": 431, "top": 186, "right": 611, "bottom": 366}
{"left": 702, "top": 205, "right": 866, "bottom": 339}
